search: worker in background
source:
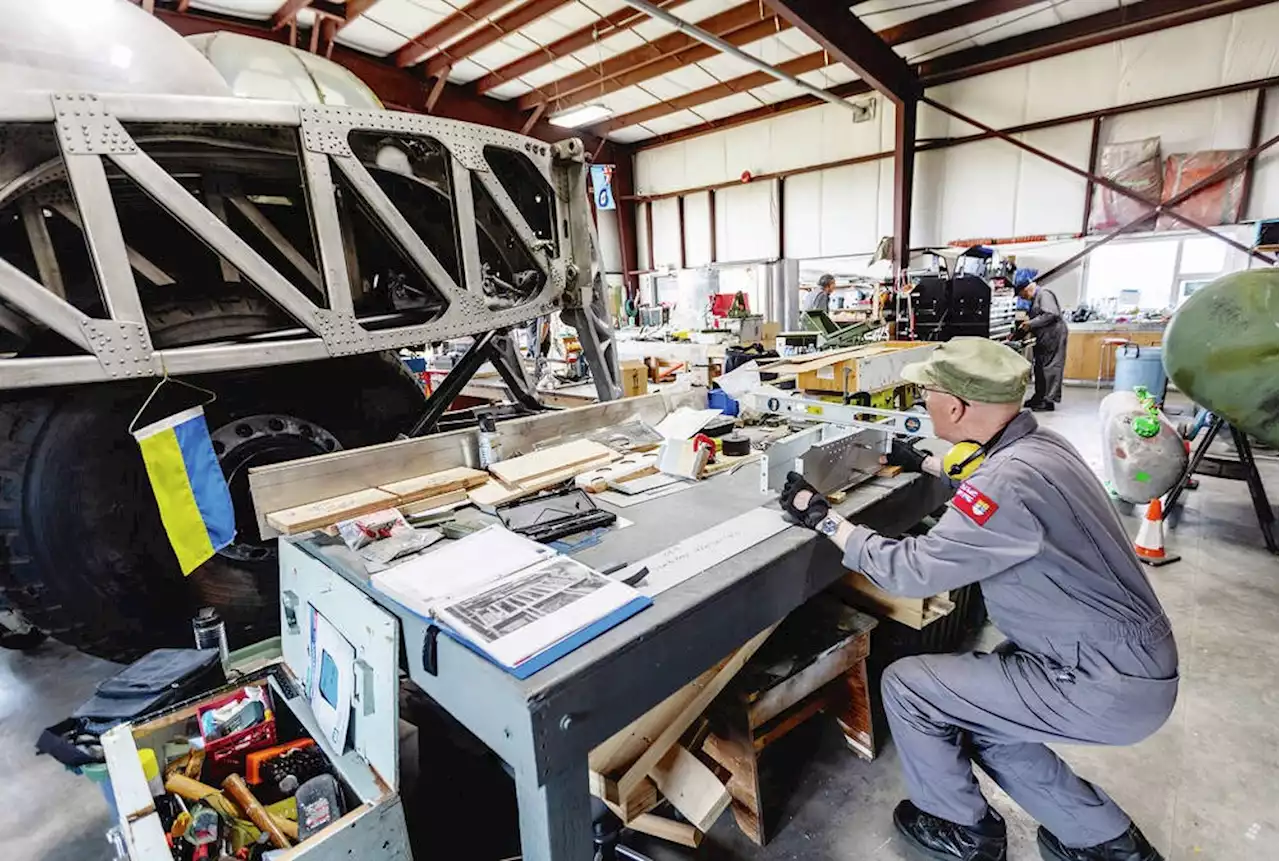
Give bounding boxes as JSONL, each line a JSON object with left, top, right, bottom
{"left": 805, "top": 273, "right": 837, "bottom": 312}
{"left": 778, "top": 338, "right": 1176, "bottom": 861}
{"left": 1018, "top": 277, "right": 1068, "bottom": 412}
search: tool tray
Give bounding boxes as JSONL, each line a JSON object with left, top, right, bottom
{"left": 102, "top": 558, "right": 410, "bottom": 860}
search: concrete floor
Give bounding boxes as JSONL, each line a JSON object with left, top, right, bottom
{"left": 2, "top": 387, "right": 1276, "bottom": 861}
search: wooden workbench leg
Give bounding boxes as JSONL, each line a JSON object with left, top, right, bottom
{"left": 834, "top": 657, "right": 876, "bottom": 760}
{"left": 514, "top": 763, "right": 594, "bottom": 861}
{"left": 703, "top": 712, "right": 766, "bottom": 846}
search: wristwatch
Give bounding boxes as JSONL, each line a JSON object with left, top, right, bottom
{"left": 817, "top": 515, "right": 840, "bottom": 536}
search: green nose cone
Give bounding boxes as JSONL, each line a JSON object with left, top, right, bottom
{"left": 1163, "top": 268, "right": 1278, "bottom": 447}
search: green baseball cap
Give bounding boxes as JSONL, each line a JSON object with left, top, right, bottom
{"left": 900, "top": 337, "right": 1032, "bottom": 404}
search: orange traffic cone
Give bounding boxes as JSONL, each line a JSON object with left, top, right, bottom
{"left": 1134, "top": 499, "right": 1180, "bottom": 567}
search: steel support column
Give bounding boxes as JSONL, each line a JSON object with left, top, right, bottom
{"left": 613, "top": 156, "right": 640, "bottom": 296}
{"left": 893, "top": 97, "right": 918, "bottom": 277}
{"left": 676, "top": 195, "right": 687, "bottom": 269}
{"left": 1240, "top": 86, "right": 1270, "bottom": 218}
{"left": 1080, "top": 116, "right": 1102, "bottom": 235}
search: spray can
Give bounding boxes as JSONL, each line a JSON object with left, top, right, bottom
{"left": 477, "top": 414, "right": 502, "bottom": 469}
{"left": 192, "top": 607, "right": 230, "bottom": 669}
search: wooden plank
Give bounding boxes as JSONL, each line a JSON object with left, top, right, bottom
{"left": 377, "top": 466, "right": 488, "bottom": 503}
{"left": 834, "top": 660, "right": 876, "bottom": 760}
{"left": 397, "top": 488, "right": 467, "bottom": 516}
{"left": 489, "top": 439, "right": 619, "bottom": 486}
{"left": 574, "top": 453, "right": 658, "bottom": 492}
{"left": 747, "top": 633, "right": 869, "bottom": 729}
{"left": 612, "top": 623, "right": 778, "bottom": 804}
{"left": 649, "top": 745, "right": 731, "bottom": 833}
{"left": 624, "top": 813, "right": 703, "bottom": 848}
{"left": 592, "top": 773, "right": 659, "bottom": 821}
{"left": 468, "top": 452, "right": 619, "bottom": 509}
{"left": 840, "top": 572, "right": 954, "bottom": 629}
{"left": 752, "top": 696, "right": 829, "bottom": 752}
{"left": 265, "top": 488, "right": 396, "bottom": 535}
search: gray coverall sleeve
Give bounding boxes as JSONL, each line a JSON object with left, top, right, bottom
{"left": 840, "top": 475, "right": 1043, "bottom": 598}
{"left": 1026, "top": 289, "right": 1062, "bottom": 329}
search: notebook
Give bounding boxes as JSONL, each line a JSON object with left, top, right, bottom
{"left": 371, "top": 525, "right": 650, "bottom": 678}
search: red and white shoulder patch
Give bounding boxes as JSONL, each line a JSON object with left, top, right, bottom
{"left": 951, "top": 481, "right": 999, "bottom": 526}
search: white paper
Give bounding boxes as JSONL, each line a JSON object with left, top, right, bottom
{"left": 817, "top": 366, "right": 836, "bottom": 380}
{"left": 371, "top": 525, "right": 555, "bottom": 616}
{"left": 715, "top": 360, "right": 762, "bottom": 399}
{"left": 308, "top": 606, "right": 355, "bottom": 751}
{"left": 618, "top": 507, "right": 793, "bottom": 597}
{"left": 595, "top": 480, "right": 695, "bottom": 509}
{"left": 434, "top": 556, "right": 640, "bottom": 668}
{"left": 655, "top": 406, "right": 724, "bottom": 440}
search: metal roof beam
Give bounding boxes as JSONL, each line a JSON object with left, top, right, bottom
{"left": 762, "top": 0, "right": 919, "bottom": 103}
{"left": 633, "top": 0, "right": 1269, "bottom": 148}
{"left": 592, "top": 0, "right": 1043, "bottom": 136}
{"left": 516, "top": 2, "right": 784, "bottom": 112}
{"left": 423, "top": 0, "right": 576, "bottom": 78}
{"left": 473, "top": 0, "right": 690, "bottom": 95}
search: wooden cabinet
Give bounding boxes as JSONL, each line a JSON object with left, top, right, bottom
{"left": 1064, "top": 329, "right": 1164, "bottom": 382}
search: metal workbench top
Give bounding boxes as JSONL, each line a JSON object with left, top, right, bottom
{"left": 288, "top": 465, "right": 949, "bottom": 860}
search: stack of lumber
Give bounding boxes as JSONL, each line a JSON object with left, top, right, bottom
{"left": 586, "top": 623, "right": 778, "bottom": 847}
{"left": 263, "top": 467, "right": 488, "bottom": 534}
{"left": 468, "top": 439, "right": 621, "bottom": 508}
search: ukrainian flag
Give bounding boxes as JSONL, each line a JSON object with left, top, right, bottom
{"left": 132, "top": 406, "right": 236, "bottom": 575}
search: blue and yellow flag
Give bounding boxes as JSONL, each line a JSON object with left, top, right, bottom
{"left": 132, "top": 406, "right": 235, "bottom": 575}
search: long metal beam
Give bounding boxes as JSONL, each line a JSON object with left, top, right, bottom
{"left": 592, "top": 0, "right": 1044, "bottom": 138}
{"left": 473, "top": 0, "right": 690, "bottom": 96}
{"left": 395, "top": 0, "right": 511, "bottom": 68}
{"left": 516, "top": 2, "right": 786, "bottom": 112}
{"left": 423, "top": 0, "right": 575, "bottom": 79}
{"left": 921, "top": 95, "right": 1275, "bottom": 262}
{"left": 762, "top": 0, "right": 918, "bottom": 103}
{"left": 633, "top": 0, "right": 1271, "bottom": 149}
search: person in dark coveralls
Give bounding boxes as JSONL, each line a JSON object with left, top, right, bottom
{"left": 1018, "top": 279, "right": 1069, "bottom": 412}
{"left": 778, "top": 338, "right": 1177, "bottom": 861}
{"left": 805, "top": 273, "right": 837, "bottom": 312}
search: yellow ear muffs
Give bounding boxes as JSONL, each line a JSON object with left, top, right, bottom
{"left": 943, "top": 440, "right": 986, "bottom": 480}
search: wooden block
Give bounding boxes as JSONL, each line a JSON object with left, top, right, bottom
{"left": 610, "top": 623, "right": 778, "bottom": 804}
{"left": 265, "top": 487, "right": 396, "bottom": 535}
{"left": 650, "top": 745, "right": 731, "bottom": 833}
{"left": 841, "top": 572, "right": 954, "bottom": 629}
{"left": 747, "top": 633, "right": 869, "bottom": 729}
{"left": 377, "top": 467, "right": 488, "bottom": 504}
{"left": 397, "top": 488, "right": 467, "bottom": 516}
{"left": 574, "top": 454, "right": 658, "bottom": 493}
{"left": 489, "top": 439, "right": 618, "bottom": 487}
{"left": 624, "top": 813, "right": 703, "bottom": 848}
{"left": 469, "top": 453, "right": 619, "bottom": 509}
{"left": 591, "top": 772, "right": 660, "bottom": 821}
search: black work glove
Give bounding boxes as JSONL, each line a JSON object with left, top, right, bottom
{"left": 886, "top": 438, "right": 928, "bottom": 473}
{"left": 780, "top": 471, "right": 830, "bottom": 529}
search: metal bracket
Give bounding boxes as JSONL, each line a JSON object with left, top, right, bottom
{"left": 80, "top": 319, "right": 161, "bottom": 379}
{"left": 51, "top": 93, "right": 136, "bottom": 156}
{"left": 795, "top": 427, "right": 889, "bottom": 496}
{"left": 313, "top": 309, "right": 369, "bottom": 356}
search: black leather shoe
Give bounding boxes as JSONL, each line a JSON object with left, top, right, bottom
{"left": 1037, "top": 824, "right": 1164, "bottom": 861}
{"left": 1030, "top": 401, "right": 1055, "bottom": 412}
{"left": 893, "top": 800, "right": 1007, "bottom": 861}
{"left": 1024, "top": 398, "right": 1044, "bottom": 408}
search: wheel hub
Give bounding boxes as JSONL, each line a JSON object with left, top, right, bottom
{"left": 210, "top": 414, "right": 341, "bottom": 562}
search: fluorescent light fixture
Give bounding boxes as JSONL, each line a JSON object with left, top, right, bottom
{"left": 549, "top": 104, "right": 613, "bottom": 128}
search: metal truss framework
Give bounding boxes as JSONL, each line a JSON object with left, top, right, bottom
{"left": 0, "top": 91, "right": 621, "bottom": 398}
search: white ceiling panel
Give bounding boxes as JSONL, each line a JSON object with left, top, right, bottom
{"left": 335, "top": 15, "right": 411, "bottom": 55}
{"left": 796, "top": 64, "right": 857, "bottom": 91}
{"left": 485, "top": 79, "right": 532, "bottom": 100}
{"left": 695, "top": 50, "right": 766, "bottom": 81}
{"left": 188, "top": 0, "right": 281, "bottom": 20}
{"left": 576, "top": 0, "right": 630, "bottom": 17}
{"left": 669, "top": 0, "right": 744, "bottom": 25}
{"left": 563, "top": 27, "right": 648, "bottom": 69}
{"left": 736, "top": 33, "right": 805, "bottom": 66}
{"left": 640, "top": 110, "right": 706, "bottom": 135}
{"left": 898, "top": 32, "right": 975, "bottom": 63}
{"left": 774, "top": 29, "right": 823, "bottom": 57}
{"left": 467, "top": 33, "right": 543, "bottom": 70}
{"left": 854, "top": 0, "right": 969, "bottom": 32}
{"left": 367, "top": 0, "right": 457, "bottom": 43}
{"left": 598, "top": 85, "right": 664, "bottom": 113}
{"left": 661, "top": 64, "right": 723, "bottom": 90}
{"left": 692, "top": 91, "right": 764, "bottom": 121}
{"left": 630, "top": 15, "right": 680, "bottom": 41}
{"left": 1053, "top": 0, "right": 1121, "bottom": 23}
{"left": 963, "top": 3, "right": 1057, "bottom": 44}
{"left": 608, "top": 126, "right": 656, "bottom": 143}
{"left": 751, "top": 79, "right": 809, "bottom": 105}
{"left": 448, "top": 58, "right": 493, "bottom": 84}
{"left": 638, "top": 75, "right": 695, "bottom": 101}
{"left": 519, "top": 56, "right": 590, "bottom": 89}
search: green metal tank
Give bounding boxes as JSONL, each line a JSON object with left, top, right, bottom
{"left": 1162, "top": 268, "right": 1279, "bottom": 446}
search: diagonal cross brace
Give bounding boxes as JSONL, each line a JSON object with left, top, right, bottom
{"left": 922, "top": 96, "right": 1276, "bottom": 264}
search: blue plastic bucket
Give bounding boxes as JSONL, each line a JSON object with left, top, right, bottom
{"left": 1113, "top": 343, "right": 1167, "bottom": 402}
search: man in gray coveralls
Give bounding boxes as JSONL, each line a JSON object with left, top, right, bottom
{"left": 779, "top": 338, "right": 1177, "bottom": 861}
{"left": 1018, "top": 280, "right": 1069, "bottom": 412}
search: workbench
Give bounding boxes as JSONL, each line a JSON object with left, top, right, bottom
{"left": 282, "top": 466, "right": 950, "bottom": 860}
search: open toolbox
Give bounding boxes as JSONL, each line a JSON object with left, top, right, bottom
{"left": 102, "top": 557, "right": 410, "bottom": 860}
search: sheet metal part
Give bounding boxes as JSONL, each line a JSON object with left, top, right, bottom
{"left": 794, "top": 426, "right": 889, "bottom": 496}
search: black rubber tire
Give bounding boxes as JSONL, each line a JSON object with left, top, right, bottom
{"left": 0, "top": 299, "right": 424, "bottom": 662}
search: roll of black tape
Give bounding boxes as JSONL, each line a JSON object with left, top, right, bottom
{"left": 722, "top": 433, "right": 751, "bottom": 457}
